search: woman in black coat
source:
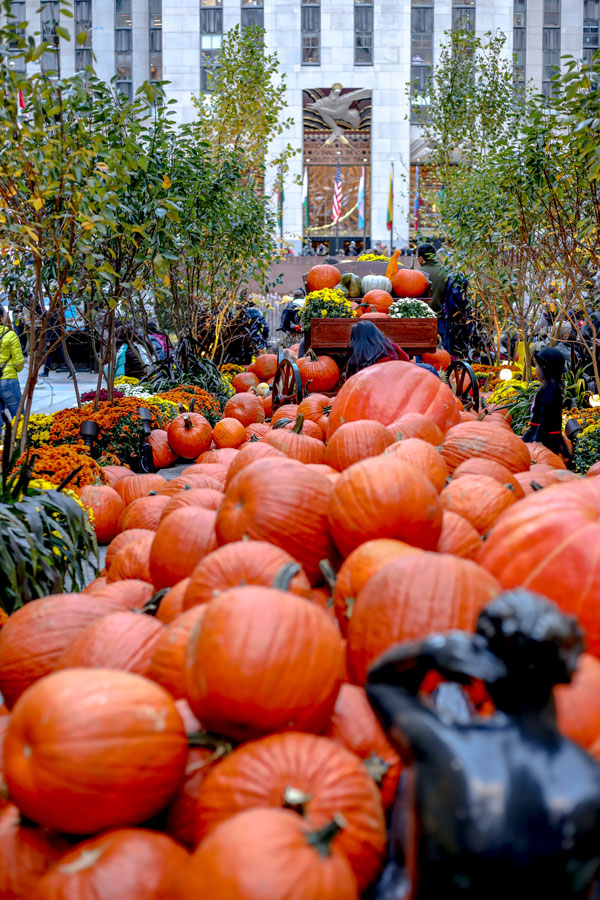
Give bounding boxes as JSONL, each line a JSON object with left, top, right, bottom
{"left": 522, "top": 346, "right": 569, "bottom": 457}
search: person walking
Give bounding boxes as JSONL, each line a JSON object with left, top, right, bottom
{"left": 0, "top": 305, "right": 24, "bottom": 425}
{"left": 417, "top": 242, "right": 449, "bottom": 350}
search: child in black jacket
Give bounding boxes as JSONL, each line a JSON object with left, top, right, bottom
{"left": 522, "top": 346, "right": 569, "bottom": 457}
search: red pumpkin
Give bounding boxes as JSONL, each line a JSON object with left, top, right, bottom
{"left": 297, "top": 351, "right": 339, "bottom": 393}
{"left": 148, "top": 606, "right": 207, "bottom": 698}
{"left": 166, "top": 739, "right": 231, "bottom": 848}
{"left": 328, "top": 361, "right": 460, "bottom": 438}
{"left": 527, "top": 441, "right": 566, "bottom": 469}
{"left": 167, "top": 413, "right": 212, "bottom": 460}
{"left": 57, "top": 611, "right": 163, "bottom": 677}
{"left": 225, "top": 441, "right": 285, "bottom": 487}
{"left": 248, "top": 353, "right": 278, "bottom": 381}
{"left": 555, "top": 653, "right": 600, "bottom": 750}
{"left": 212, "top": 417, "right": 248, "bottom": 449}
{"left": 440, "top": 421, "right": 530, "bottom": 473}
{"left": 384, "top": 437, "right": 449, "bottom": 492}
{"left": 183, "top": 540, "right": 311, "bottom": 609}
{"left": 0, "top": 804, "right": 68, "bottom": 899}
{"left": 105, "top": 529, "right": 155, "bottom": 571}
{"left": 156, "top": 578, "right": 191, "bottom": 623}
{"left": 188, "top": 731, "right": 385, "bottom": 891}
{"left": 106, "top": 534, "right": 154, "bottom": 584}
{"left": 146, "top": 429, "right": 178, "bottom": 469}
{"left": 4, "top": 669, "right": 188, "bottom": 834}
{"left": 33, "top": 828, "right": 188, "bottom": 900}
{"left": 100, "top": 465, "right": 132, "bottom": 486}
{"left": 306, "top": 264, "right": 341, "bottom": 292}
{"left": 440, "top": 474, "right": 517, "bottom": 535}
{"left": 391, "top": 268, "right": 428, "bottom": 297}
{"left": 325, "top": 420, "right": 395, "bottom": 471}
{"left": 114, "top": 474, "right": 167, "bottom": 506}
{"left": 223, "top": 393, "right": 265, "bottom": 427}
{"left": 436, "top": 510, "right": 482, "bottom": 560}
{"left": 79, "top": 485, "right": 125, "bottom": 544}
{"left": 149, "top": 507, "right": 218, "bottom": 589}
{"left": 184, "top": 586, "right": 344, "bottom": 741}
{"left": 159, "top": 488, "right": 223, "bottom": 520}
{"left": 117, "top": 494, "right": 170, "bottom": 532}
{"left": 387, "top": 411, "right": 445, "bottom": 445}
{"left": 453, "top": 457, "right": 525, "bottom": 500}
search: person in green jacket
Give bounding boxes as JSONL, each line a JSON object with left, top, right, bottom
{"left": 0, "top": 305, "right": 24, "bottom": 425}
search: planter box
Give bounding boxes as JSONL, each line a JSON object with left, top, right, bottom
{"left": 308, "top": 317, "right": 437, "bottom": 356}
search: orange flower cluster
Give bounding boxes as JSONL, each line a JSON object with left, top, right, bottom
{"left": 17, "top": 443, "right": 107, "bottom": 491}
{"left": 49, "top": 399, "right": 166, "bottom": 445}
{"left": 155, "top": 386, "right": 222, "bottom": 424}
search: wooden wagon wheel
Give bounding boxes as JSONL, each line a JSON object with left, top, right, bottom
{"left": 272, "top": 358, "right": 303, "bottom": 412}
{"left": 446, "top": 360, "right": 480, "bottom": 412}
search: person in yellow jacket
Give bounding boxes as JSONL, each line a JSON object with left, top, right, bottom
{"left": 0, "top": 305, "right": 24, "bottom": 424}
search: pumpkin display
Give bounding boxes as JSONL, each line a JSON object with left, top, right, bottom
{"left": 307, "top": 264, "right": 341, "bottom": 293}
{"left": 440, "top": 474, "right": 517, "bottom": 535}
{"left": 325, "top": 683, "right": 402, "bottom": 810}
{"left": 261, "top": 415, "right": 327, "bottom": 464}
{"left": 347, "top": 552, "right": 500, "bottom": 684}
{"left": 146, "top": 429, "right": 178, "bottom": 469}
{"left": 232, "top": 371, "right": 260, "bottom": 393}
{"left": 387, "top": 411, "right": 445, "bottom": 446}
{"left": 555, "top": 653, "right": 600, "bottom": 750}
{"left": 166, "top": 741, "right": 231, "bottom": 848}
{"left": 158, "top": 472, "right": 223, "bottom": 497}
{"left": 211, "top": 417, "right": 247, "bottom": 449}
{"left": 225, "top": 441, "right": 284, "bottom": 486}
{"left": 159, "top": 487, "right": 223, "bottom": 520}
{"left": 384, "top": 437, "right": 449, "bottom": 492}
{"left": 248, "top": 353, "right": 278, "bottom": 381}
{"left": 183, "top": 540, "right": 311, "bottom": 609}
{"left": 436, "top": 511, "right": 482, "bottom": 561}
{"left": 391, "top": 268, "right": 428, "bottom": 297}
{"left": 453, "top": 457, "right": 525, "bottom": 500}
{"left": 156, "top": 578, "right": 191, "bottom": 624}
{"left": 114, "top": 474, "right": 167, "bottom": 506}
{"left": 33, "top": 828, "right": 189, "bottom": 900}
{"left": 78, "top": 485, "right": 124, "bottom": 544}
{"left": 327, "top": 455, "right": 443, "bottom": 557}
{"left": 361, "top": 274, "right": 392, "bottom": 295}
{"left": 105, "top": 529, "right": 155, "bottom": 571}
{"left": 328, "top": 361, "right": 460, "bottom": 437}
{"left": 421, "top": 347, "right": 451, "bottom": 371}
{"left": 478, "top": 479, "right": 600, "bottom": 657}
{"left": 56, "top": 611, "right": 163, "bottom": 677}
{"left": 362, "top": 289, "right": 394, "bottom": 313}
{"left": 0, "top": 804, "right": 69, "bottom": 900}
{"left": 100, "top": 465, "right": 133, "bottom": 487}
{"left": 332, "top": 539, "right": 422, "bottom": 636}
{"left": 148, "top": 606, "right": 207, "bottom": 698}
{"left": 215, "top": 458, "right": 335, "bottom": 584}
{"left": 325, "top": 420, "right": 395, "bottom": 471}
{"left": 297, "top": 351, "right": 340, "bottom": 393}
{"left": 189, "top": 731, "right": 385, "bottom": 891}
{"left": 166, "top": 413, "right": 212, "bottom": 460}
{"left": 527, "top": 441, "right": 567, "bottom": 469}
{"left": 223, "top": 392, "right": 265, "bottom": 427}
{"left": 184, "top": 586, "right": 344, "bottom": 741}
{"left": 440, "top": 421, "right": 531, "bottom": 473}
{"left": 149, "top": 507, "right": 218, "bottom": 589}
{"left": 117, "top": 493, "right": 170, "bottom": 532}
{"left": 106, "top": 534, "right": 154, "bottom": 584}
{"left": 4, "top": 668, "right": 188, "bottom": 834}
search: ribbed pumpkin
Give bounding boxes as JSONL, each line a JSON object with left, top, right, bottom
{"left": 440, "top": 421, "right": 531, "bottom": 473}
{"left": 387, "top": 411, "right": 445, "bottom": 445}
{"left": 329, "top": 361, "right": 460, "bottom": 437}
{"left": 114, "top": 474, "right": 167, "bottom": 506}
{"left": 436, "top": 510, "right": 482, "bottom": 560}
{"left": 0, "top": 804, "right": 69, "bottom": 900}
{"left": 325, "top": 420, "right": 394, "bottom": 471}
{"left": 196, "top": 447, "right": 239, "bottom": 467}
{"left": 100, "top": 464, "right": 132, "bottom": 487}
{"left": 159, "top": 487, "right": 223, "bottom": 520}
{"left": 79, "top": 485, "right": 124, "bottom": 544}
{"left": 527, "top": 441, "right": 566, "bottom": 469}
{"left": 453, "top": 457, "right": 525, "bottom": 500}
{"left": 391, "top": 268, "right": 428, "bottom": 297}
{"left": 148, "top": 606, "right": 207, "bottom": 698}
{"left": 306, "top": 463, "right": 339, "bottom": 481}
{"left": 362, "top": 289, "right": 393, "bottom": 313}
{"left": 225, "top": 441, "right": 285, "bottom": 487}
{"left": 555, "top": 653, "right": 600, "bottom": 750}
{"left": 57, "top": 611, "right": 163, "bottom": 677}
{"left": 105, "top": 529, "right": 155, "bottom": 571}
{"left": 212, "top": 417, "right": 247, "bottom": 449}
{"left": 117, "top": 494, "right": 170, "bottom": 532}
{"left": 84, "top": 576, "right": 108, "bottom": 594}
{"left": 246, "top": 422, "right": 271, "bottom": 440}
{"left": 306, "top": 264, "right": 341, "bottom": 292}
{"left": 283, "top": 417, "right": 324, "bottom": 440}
{"left": 4, "top": 668, "right": 188, "bottom": 833}
{"left": 324, "top": 683, "right": 402, "bottom": 810}
{"left": 156, "top": 578, "right": 191, "bottom": 623}
{"left": 514, "top": 466, "right": 580, "bottom": 494}
{"left": 157, "top": 472, "right": 223, "bottom": 497}
{"left": 86, "top": 579, "right": 155, "bottom": 611}
{"left": 33, "top": 828, "right": 189, "bottom": 900}
{"left": 184, "top": 462, "right": 229, "bottom": 486}
{"left": 166, "top": 740, "right": 231, "bottom": 848}
{"left": 232, "top": 372, "right": 260, "bottom": 393}
{"left": 587, "top": 461, "right": 600, "bottom": 478}
{"left": 327, "top": 456, "right": 443, "bottom": 557}
{"left": 332, "top": 539, "right": 421, "bottom": 636}
{"left": 478, "top": 479, "right": 600, "bottom": 657}
{"left": 440, "top": 474, "right": 517, "bottom": 535}
{"left": 216, "top": 458, "right": 335, "bottom": 584}
{"left": 384, "top": 437, "right": 449, "bottom": 492}
{"left": 146, "top": 429, "right": 177, "bottom": 469}
{"left": 248, "top": 353, "right": 278, "bottom": 381}
{"left": 361, "top": 274, "right": 392, "bottom": 295}
{"left": 297, "top": 351, "right": 339, "bottom": 393}
{"left": 347, "top": 552, "right": 500, "bottom": 684}
{"left": 183, "top": 540, "right": 311, "bottom": 609}
{"left": 298, "top": 393, "right": 332, "bottom": 424}
{"left": 261, "top": 416, "right": 326, "bottom": 464}
{"left": 106, "top": 534, "right": 154, "bottom": 584}
{"left": 262, "top": 393, "right": 273, "bottom": 418}
{"left": 223, "top": 393, "right": 265, "bottom": 426}
{"left": 271, "top": 403, "right": 299, "bottom": 426}
{"left": 167, "top": 413, "right": 212, "bottom": 460}
{"left": 421, "top": 347, "right": 451, "bottom": 371}
{"left": 184, "top": 586, "right": 343, "bottom": 741}
{"left": 188, "top": 731, "right": 385, "bottom": 891}
{"left": 0, "top": 593, "right": 130, "bottom": 708}
{"left": 149, "top": 507, "right": 217, "bottom": 589}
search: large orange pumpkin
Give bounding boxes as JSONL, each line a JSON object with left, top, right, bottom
{"left": 4, "top": 669, "right": 188, "bottom": 834}
{"left": 188, "top": 731, "right": 385, "bottom": 891}
{"left": 225, "top": 441, "right": 284, "bottom": 487}
{"left": 453, "top": 457, "right": 525, "bottom": 500}
{"left": 440, "top": 421, "right": 530, "bottom": 473}
{"left": 440, "top": 474, "right": 517, "bottom": 535}
{"left": 105, "top": 528, "right": 155, "bottom": 570}
{"left": 212, "top": 417, "right": 247, "bottom": 449}
{"left": 347, "top": 552, "right": 500, "bottom": 684}
{"left": 297, "top": 351, "right": 339, "bottom": 393}
{"left": 384, "top": 437, "right": 449, "bottom": 492}
{"left": 216, "top": 458, "right": 335, "bottom": 584}
{"left": 57, "top": 611, "right": 163, "bottom": 677}
{"left": 555, "top": 653, "right": 600, "bottom": 750}
{"left": 166, "top": 740, "right": 231, "bottom": 848}
{"left": 114, "top": 474, "right": 167, "bottom": 506}
{"left": 223, "top": 393, "right": 265, "bottom": 427}
{"left": 527, "top": 441, "right": 567, "bottom": 469}
{"left": 183, "top": 540, "right": 311, "bottom": 609}
{"left": 106, "top": 533, "right": 154, "bottom": 583}
{"left": 283, "top": 417, "right": 324, "bottom": 440}
{"left": 362, "top": 289, "right": 393, "bottom": 313}
{"left": 78, "top": 485, "right": 124, "bottom": 544}
{"left": 146, "top": 429, "right": 177, "bottom": 469}
{"left": 184, "top": 586, "right": 344, "bottom": 741}
{"left": 159, "top": 487, "right": 223, "bottom": 520}
{"left": 33, "top": 828, "right": 188, "bottom": 900}
{"left": 436, "top": 510, "right": 481, "bottom": 560}
{"left": 0, "top": 804, "right": 68, "bottom": 900}
{"left": 232, "top": 372, "right": 260, "bottom": 393}
{"left": 149, "top": 507, "right": 217, "bottom": 589}
{"left": 391, "top": 268, "right": 428, "bottom": 297}
{"left": 148, "top": 606, "right": 207, "bottom": 698}
{"left": 246, "top": 422, "right": 271, "bottom": 440}
{"left": 306, "top": 264, "right": 341, "bottom": 292}
{"left": 387, "top": 411, "right": 445, "bottom": 446}
{"left": 478, "top": 479, "right": 600, "bottom": 657}
{"left": 325, "top": 420, "right": 394, "bottom": 471}
{"left": 328, "top": 361, "right": 460, "bottom": 437}
{"left": 248, "top": 353, "right": 278, "bottom": 381}
{"left": 117, "top": 493, "right": 170, "bottom": 532}
{"left": 327, "top": 455, "right": 443, "bottom": 557}
{"left": 261, "top": 418, "right": 326, "bottom": 464}
{"left": 166, "top": 413, "right": 212, "bottom": 460}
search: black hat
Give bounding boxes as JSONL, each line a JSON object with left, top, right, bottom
{"left": 534, "top": 346, "right": 565, "bottom": 376}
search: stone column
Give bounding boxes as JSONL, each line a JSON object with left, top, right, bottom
{"left": 561, "top": 0, "right": 584, "bottom": 62}
{"left": 131, "top": 0, "right": 149, "bottom": 90}
{"left": 527, "top": 0, "right": 543, "bottom": 90}
{"left": 163, "top": 0, "right": 200, "bottom": 122}
{"left": 93, "top": 0, "right": 116, "bottom": 85}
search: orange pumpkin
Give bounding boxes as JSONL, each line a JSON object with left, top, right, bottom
{"left": 156, "top": 578, "right": 191, "bottom": 623}
{"left": 261, "top": 416, "right": 326, "bottom": 464}
{"left": 306, "top": 263, "right": 341, "bottom": 292}
{"left": 57, "top": 611, "right": 163, "bottom": 677}
{"left": 586, "top": 461, "right": 600, "bottom": 478}
{"left": 114, "top": 474, "right": 167, "bottom": 506}
{"left": 421, "top": 347, "right": 451, "bottom": 371}
{"left": 184, "top": 462, "right": 229, "bottom": 486}
{"left": 117, "top": 493, "right": 170, "bottom": 532}
{"left": 384, "top": 437, "right": 449, "bottom": 492}
{"left": 385, "top": 249, "right": 401, "bottom": 280}
{"left": 513, "top": 466, "right": 580, "bottom": 494}
{"left": 0, "top": 804, "right": 68, "bottom": 899}
{"left": 149, "top": 606, "right": 207, "bottom": 698}
{"left": 100, "top": 464, "right": 132, "bottom": 486}
{"left": 106, "top": 534, "right": 154, "bottom": 584}
{"left": 158, "top": 472, "right": 223, "bottom": 496}
{"left": 246, "top": 422, "right": 271, "bottom": 440}
{"left": 79, "top": 485, "right": 125, "bottom": 544}
{"left": 436, "top": 510, "right": 482, "bottom": 560}
{"left": 167, "top": 413, "right": 212, "bottom": 460}
{"left": 527, "top": 441, "right": 566, "bottom": 469}
{"left": 232, "top": 372, "right": 260, "bottom": 393}
{"left": 146, "top": 429, "right": 177, "bottom": 469}
{"left": 248, "top": 353, "right": 278, "bottom": 381}
{"left": 440, "top": 421, "right": 531, "bottom": 473}
{"left": 297, "top": 351, "right": 339, "bottom": 393}
{"left": 166, "top": 740, "right": 231, "bottom": 848}
{"left": 391, "top": 268, "right": 428, "bottom": 297}
{"left": 298, "top": 393, "right": 332, "bottom": 424}
{"left": 440, "top": 474, "right": 517, "bottom": 535}
{"left": 387, "top": 411, "right": 445, "bottom": 445}
{"left": 149, "top": 507, "right": 217, "bottom": 589}
{"left": 196, "top": 447, "right": 239, "bottom": 467}
{"left": 225, "top": 441, "right": 284, "bottom": 487}
{"left": 555, "top": 653, "right": 600, "bottom": 750}
{"left": 453, "top": 457, "right": 525, "bottom": 500}
{"left": 283, "top": 417, "right": 324, "bottom": 440}
{"left": 362, "top": 289, "right": 393, "bottom": 313}
{"left": 159, "top": 488, "right": 223, "bottom": 520}
{"left": 271, "top": 403, "right": 299, "bottom": 426}
{"left": 325, "top": 420, "right": 394, "bottom": 471}
{"left": 184, "top": 586, "right": 343, "bottom": 741}
{"left": 223, "top": 393, "right": 265, "bottom": 426}
{"left": 105, "top": 529, "right": 155, "bottom": 571}
{"left": 83, "top": 575, "right": 108, "bottom": 594}
{"left": 86, "top": 579, "right": 155, "bottom": 611}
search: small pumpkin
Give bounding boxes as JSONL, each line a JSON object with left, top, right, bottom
{"left": 421, "top": 347, "right": 451, "bottom": 371}
{"left": 157, "top": 472, "right": 223, "bottom": 497}
{"left": 325, "top": 420, "right": 394, "bottom": 471}
{"left": 440, "top": 474, "right": 517, "bottom": 535}
{"left": 341, "top": 271, "right": 363, "bottom": 298}
{"left": 149, "top": 507, "right": 218, "bottom": 589}
{"left": 246, "top": 422, "right": 271, "bottom": 440}
{"left": 184, "top": 462, "right": 229, "bottom": 487}
{"left": 387, "top": 411, "right": 445, "bottom": 446}
{"left": 383, "top": 437, "right": 449, "bottom": 492}
{"left": 105, "top": 529, "right": 155, "bottom": 571}
{"left": 297, "top": 351, "right": 339, "bottom": 393}
{"left": 156, "top": 578, "right": 191, "bottom": 623}
{"left": 247, "top": 353, "right": 278, "bottom": 381}
{"left": 391, "top": 268, "right": 428, "bottom": 297}
{"left": 361, "top": 274, "right": 392, "bottom": 295}
{"left": 306, "top": 264, "right": 341, "bottom": 292}
{"left": 212, "top": 417, "right": 248, "bottom": 449}
{"left": 261, "top": 415, "right": 326, "bottom": 464}
{"left": 100, "top": 464, "right": 132, "bottom": 486}
{"left": 114, "top": 474, "right": 167, "bottom": 506}
{"left": 117, "top": 493, "right": 170, "bottom": 532}
{"left": 436, "top": 510, "right": 482, "bottom": 560}
{"left": 271, "top": 403, "right": 299, "bottom": 426}
{"left": 223, "top": 393, "right": 265, "bottom": 427}
{"left": 232, "top": 371, "right": 260, "bottom": 393}
{"left": 167, "top": 413, "right": 212, "bottom": 460}
{"left": 453, "top": 457, "right": 525, "bottom": 500}
{"left": 283, "top": 417, "right": 324, "bottom": 440}
{"left": 106, "top": 534, "right": 154, "bottom": 584}
{"left": 79, "top": 485, "right": 125, "bottom": 544}
{"left": 159, "top": 488, "right": 223, "bottom": 520}
{"left": 146, "top": 429, "right": 177, "bottom": 469}
{"left": 225, "top": 442, "right": 285, "bottom": 487}
{"left": 362, "top": 289, "right": 393, "bottom": 313}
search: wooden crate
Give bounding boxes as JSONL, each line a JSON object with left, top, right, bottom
{"left": 309, "top": 317, "right": 437, "bottom": 356}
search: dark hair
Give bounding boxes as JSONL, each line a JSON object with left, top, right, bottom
{"left": 417, "top": 243, "right": 437, "bottom": 261}
{"left": 346, "top": 320, "right": 402, "bottom": 378}
{"left": 534, "top": 346, "right": 565, "bottom": 388}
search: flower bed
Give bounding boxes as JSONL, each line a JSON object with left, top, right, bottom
{"left": 388, "top": 298, "right": 436, "bottom": 319}
{"left": 16, "top": 443, "right": 108, "bottom": 491}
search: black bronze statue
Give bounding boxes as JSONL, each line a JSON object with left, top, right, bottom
{"left": 366, "top": 590, "right": 600, "bottom": 900}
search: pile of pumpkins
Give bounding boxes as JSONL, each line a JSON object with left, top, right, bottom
{"left": 1, "top": 359, "right": 600, "bottom": 899}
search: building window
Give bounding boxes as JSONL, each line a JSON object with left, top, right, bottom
{"left": 584, "top": 0, "right": 600, "bottom": 62}
{"left": 452, "top": 0, "right": 475, "bottom": 32}
{"left": 149, "top": 0, "right": 162, "bottom": 81}
{"left": 7, "top": 0, "right": 26, "bottom": 72}
{"left": 543, "top": 0, "right": 560, "bottom": 96}
{"left": 201, "top": 0, "right": 222, "bottom": 92}
{"left": 241, "top": 0, "right": 263, "bottom": 29}
{"left": 115, "top": 0, "right": 132, "bottom": 99}
{"left": 75, "top": 0, "right": 92, "bottom": 72}
{"left": 355, "top": 0, "right": 373, "bottom": 65}
{"left": 40, "top": 0, "right": 60, "bottom": 75}
{"left": 411, "top": 0, "right": 433, "bottom": 118}
{"left": 514, "top": 0, "right": 526, "bottom": 86}
{"left": 302, "top": 0, "right": 320, "bottom": 65}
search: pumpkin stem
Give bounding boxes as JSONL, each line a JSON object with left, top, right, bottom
{"left": 250, "top": 434, "right": 260, "bottom": 442}
{"left": 308, "top": 349, "right": 319, "bottom": 362}
{"left": 183, "top": 413, "right": 194, "bottom": 430}
{"left": 531, "top": 481, "right": 544, "bottom": 491}
{"left": 323, "top": 405, "right": 332, "bottom": 416}
{"left": 273, "top": 562, "right": 302, "bottom": 591}
{"left": 272, "top": 417, "right": 292, "bottom": 430}
{"left": 364, "top": 752, "right": 391, "bottom": 785}
{"left": 291, "top": 414, "right": 305, "bottom": 435}
{"left": 136, "top": 588, "right": 169, "bottom": 617}
{"left": 319, "top": 559, "right": 337, "bottom": 594}
{"left": 283, "top": 785, "right": 313, "bottom": 814}
{"left": 187, "top": 731, "right": 233, "bottom": 764}
{"left": 305, "top": 815, "right": 347, "bottom": 858}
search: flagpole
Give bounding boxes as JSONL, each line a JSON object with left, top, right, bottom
{"left": 389, "top": 161, "right": 394, "bottom": 256}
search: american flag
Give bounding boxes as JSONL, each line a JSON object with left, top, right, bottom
{"left": 332, "top": 161, "right": 342, "bottom": 223}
